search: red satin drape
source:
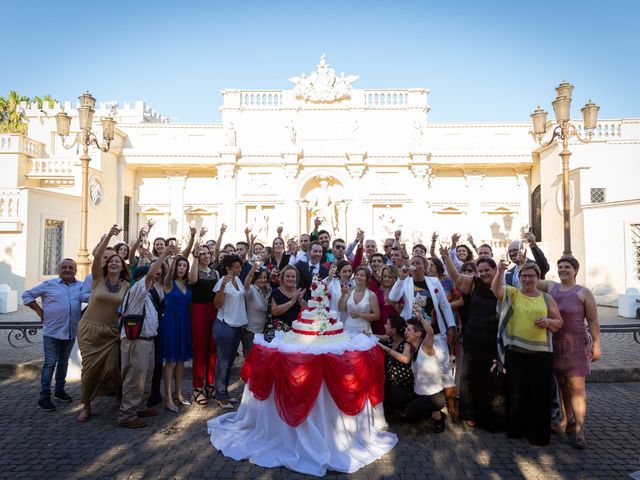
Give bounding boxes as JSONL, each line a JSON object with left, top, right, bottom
{"left": 241, "top": 344, "right": 386, "bottom": 427}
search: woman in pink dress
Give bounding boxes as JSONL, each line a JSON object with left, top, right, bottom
{"left": 538, "top": 256, "right": 601, "bottom": 449}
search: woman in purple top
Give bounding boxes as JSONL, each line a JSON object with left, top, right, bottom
{"left": 538, "top": 256, "right": 601, "bottom": 449}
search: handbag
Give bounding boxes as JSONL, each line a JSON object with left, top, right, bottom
{"left": 119, "top": 292, "right": 146, "bottom": 340}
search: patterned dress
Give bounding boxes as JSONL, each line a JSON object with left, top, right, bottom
{"left": 550, "top": 284, "right": 592, "bottom": 377}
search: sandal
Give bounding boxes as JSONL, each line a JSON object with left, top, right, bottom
{"left": 193, "top": 388, "right": 207, "bottom": 406}
{"left": 574, "top": 432, "right": 587, "bottom": 449}
{"left": 204, "top": 384, "right": 216, "bottom": 400}
{"left": 550, "top": 420, "right": 567, "bottom": 434}
{"left": 76, "top": 408, "right": 91, "bottom": 423}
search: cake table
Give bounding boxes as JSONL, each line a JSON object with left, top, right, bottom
{"left": 207, "top": 332, "right": 397, "bottom": 477}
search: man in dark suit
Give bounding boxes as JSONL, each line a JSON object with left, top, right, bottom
{"left": 505, "top": 232, "right": 550, "bottom": 286}
{"left": 294, "top": 241, "right": 328, "bottom": 297}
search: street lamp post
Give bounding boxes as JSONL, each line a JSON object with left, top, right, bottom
{"left": 55, "top": 91, "right": 116, "bottom": 277}
{"left": 530, "top": 82, "right": 599, "bottom": 256}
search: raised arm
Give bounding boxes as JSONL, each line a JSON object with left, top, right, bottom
{"left": 92, "top": 225, "right": 121, "bottom": 284}
{"left": 310, "top": 217, "right": 321, "bottom": 240}
{"left": 129, "top": 227, "right": 146, "bottom": 265}
{"left": 467, "top": 234, "right": 479, "bottom": 256}
{"left": 213, "top": 223, "right": 226, "bottom": 263}
{"left": 163, "top": 246, "right": 179, "bottom": 293}
{"left": 188, "top": 244, "right": 201, "bottom": 285}
{"left": 429, "top": 232, "right": 438, "bottom": 258}
{"left": 491, "top": 259, "right": 508, "bottom": 300}
{"left": 389, "top": 273, "right": 408, "bottom": 303}
{"left": 524, "top": 232, "right": 550, "bottom": 279}
{"left": 244, "top": 262, "right": 259, "bottom": 291}
{"left": 418, "top": 313, "right": 436, "bottom": 353}
{"left": 440, "top": 245, "right": 473, "bottom": 294}
{"left": 536, "top": 279, "right": 555, "bottom": 293}
{"left": 181, "top": 227, "right": 197, "bottom": 258}
{"left": 448, "top": 233, "right": 463, "bottom": 272}
{"left": 146, "top": 247, "right": 170, "bottom": 290}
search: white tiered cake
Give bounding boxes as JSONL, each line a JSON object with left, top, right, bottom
{"left": 283, "top": 277, "right": 349, "bottom": 344}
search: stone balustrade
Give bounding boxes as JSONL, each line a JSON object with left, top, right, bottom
{"left": 223, "top": 88, "right": 426, "bottom": 110}
{"left": 0, "top": 134, "right": 45, "bottom": 157}
{"left": 0, "top": 189, "right": 22, "bottom": 232}
{"left": 26, "top": 158, "right": 75, "bottom": 181}
{"left": 363, "top": 90, "right": 409, "bottom": 107}
{"left": 240, "top": 91, "right": 284, "bottom": 107}
{"left": 0, "top": 190, "right": 20, "bottom": 220}
{"left": 576, "top": 121, "right": 622, "bottom": 138}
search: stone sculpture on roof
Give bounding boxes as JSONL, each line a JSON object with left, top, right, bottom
{"left": 288, "top": 55, "right": 359, "bottom": 104}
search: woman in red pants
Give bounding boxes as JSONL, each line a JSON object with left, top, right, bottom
{"left": 189, "top": 245, "right": 219, "bottom": 405}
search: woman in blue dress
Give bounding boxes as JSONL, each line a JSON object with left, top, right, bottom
{"left": 161, "top": 247, "right": 193, "bottom": 412}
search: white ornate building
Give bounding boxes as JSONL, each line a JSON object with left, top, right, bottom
{"left": 1, "top": 57, "right": 639, "bottom": 304}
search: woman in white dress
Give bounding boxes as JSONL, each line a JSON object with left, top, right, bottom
{"left": 339, "top": 266, "right": 380, "bottom": 334}
{"left": 325, "top": 260, "right": 353, "bottom": 322}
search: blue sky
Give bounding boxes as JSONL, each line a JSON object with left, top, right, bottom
{"left": 3, "top": 0, "right": 639, "bottom": 124}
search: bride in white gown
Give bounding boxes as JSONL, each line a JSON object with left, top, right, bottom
{"left": 340, "top": 266, "right": 380, "bottom": 334}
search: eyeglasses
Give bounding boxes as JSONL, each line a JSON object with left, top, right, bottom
{"left": 334, "top": 245, "right": 346, "bottom": 250}
{"left": 383, "top": 244, "right": 393, "bottom": 249}
{"left": 462, "top": 269, "right": 475, "bottom": 274}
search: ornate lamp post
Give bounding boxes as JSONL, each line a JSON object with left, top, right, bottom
{"left": 55, "top": 91, "right": 116, "bottom": 277}
{"left": 530, "top": 82, "right": 599, "bottom": 255}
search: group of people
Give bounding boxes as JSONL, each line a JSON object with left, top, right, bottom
{"left": 22, "top": 217, "right": 601, "bottom": 448}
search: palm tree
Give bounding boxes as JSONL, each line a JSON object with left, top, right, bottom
{"left": 0, "top": 91, "right": 57, "bottom": 134}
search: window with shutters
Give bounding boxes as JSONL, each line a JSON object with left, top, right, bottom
{"left": 43, "top": 219, "right": 64, "bottom": 275}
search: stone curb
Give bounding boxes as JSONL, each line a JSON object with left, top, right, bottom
{"left": 2, "top": 362, "right": 639, "bottom": 383}
{"left": 587, "top": 367, "right": 640, "bottom": 383}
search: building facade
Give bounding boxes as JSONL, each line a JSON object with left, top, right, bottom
{"left": 1, "top": 57, "right": 639, "bottom": 303}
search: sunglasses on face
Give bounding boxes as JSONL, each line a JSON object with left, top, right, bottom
{"left": 334, "top": 245, "right": 346, "bottom": 250}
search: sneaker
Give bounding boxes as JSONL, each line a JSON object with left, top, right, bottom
{"left": 433, "top": 412, "right": 446, "bottom": 433}
{"left": 38, "top": 397, "right": 56, "bottom": 412}
{"left": 216, "top": 399, "right": 234, "bottom": 409}
{"left": 118, "top": 418, "right": 147, "bottom": 429}
{"left": 54, "top": 391, "right": 72, "bottom": 402}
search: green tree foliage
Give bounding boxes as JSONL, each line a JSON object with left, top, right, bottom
{"left": 0, "top": 91, "right": 57, "bottom": 134}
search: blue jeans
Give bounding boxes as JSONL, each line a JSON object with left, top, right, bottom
{"left": 41, "top": 336, "right": 75, "bottom": 398}
{"left": 212, "top": 319, "right": 241, "bottom": 401}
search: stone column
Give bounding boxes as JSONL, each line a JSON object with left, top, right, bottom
{"left": 281, "top": 150, "right": 302, "bottom": 236}
{"left": 346, "top": 151, "right": 368, "bottom": 236}
{"left": 217, "top": 147, "right": 240, "bottom": 236}
{"left": 409, "top": 151, "right": 432, "bottom": 242}
{"left": 463, "top": 169, "right": 486, "bottom": 237}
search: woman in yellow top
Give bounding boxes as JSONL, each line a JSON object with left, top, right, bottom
{"left": 491, "top": 261, "right": 563, "bottom": 446}
{"left": 77, "top": 225, "right": 130, "bottom": 422}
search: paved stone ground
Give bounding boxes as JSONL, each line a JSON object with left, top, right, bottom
{"left": 0, "top": 376, "right": 638, "bottom": 480}
{"left": 1, "top": 305, "right": 639, "bottom": 479}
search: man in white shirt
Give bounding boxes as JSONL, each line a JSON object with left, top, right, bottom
{"left": 389, "top": 255, "right": 459, "bottom": 422}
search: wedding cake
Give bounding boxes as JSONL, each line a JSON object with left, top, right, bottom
{"left": 283, "top": 277, "right": 349, "bottom": 344}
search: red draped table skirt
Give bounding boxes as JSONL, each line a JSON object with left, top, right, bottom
{"left": 207, "top": 332, "right": 397, "bottom": 477}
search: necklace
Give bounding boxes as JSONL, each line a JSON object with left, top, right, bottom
{"left": 105, "top": 278, "right": 121, "bottom": 294}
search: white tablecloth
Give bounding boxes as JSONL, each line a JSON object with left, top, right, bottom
{"left": 207, "top": 356, "right": 398, "bottom": 477}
